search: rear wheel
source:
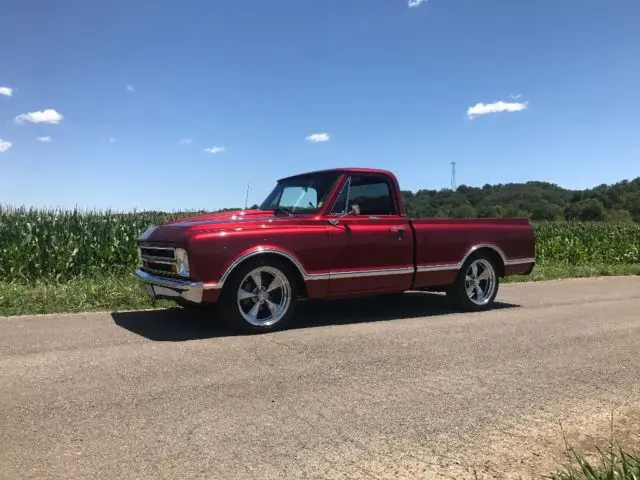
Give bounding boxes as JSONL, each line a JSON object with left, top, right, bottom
{"left": 447, "top": 253, "right": 499, "bottom": 311}
{"left": 219, "top": 257, "right": 299, "bottom": 333}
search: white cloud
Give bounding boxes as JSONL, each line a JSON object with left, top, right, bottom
{"left": 0, "top": 86, "right": 13, "bottom": 97}
{"left": 466, "top": 100, "right": 528, "bottom": 119}
{"left": 0, "top": 139, "right": 12, "bottom": 152}
{"left": 36, "top": 136, "right": 52, "bottom": 142}
{"left": 15, "top": 109, "right": 63, "bottom": 124}
{"left": 408, "top": 0, "right": 427, "bottom": 7}
{"left": 305, "top": 132, "right": 330, "bottom": 143}
{"left": 109, "top": 137, "right": 116, "bottom": 143}
{"left": 204, "top": 146, "right": 225, "bottom": 154}
{"left": 127, "top": 85, "right": 135, "bottom": 92}
{"left": 179, "top": 138, "right": 193, "bottom": 145}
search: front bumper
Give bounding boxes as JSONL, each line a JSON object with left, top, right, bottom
{"left": 134, "top": 269, "right": 219, "bottom": 304}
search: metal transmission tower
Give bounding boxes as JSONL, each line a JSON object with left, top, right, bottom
{"left": 450, "top": 161, "right": 456, "bottom": 190}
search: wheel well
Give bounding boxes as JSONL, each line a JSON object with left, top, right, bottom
{"left": 472, "top": 247, "right": 505, "bottom": 277}
{"left": 223, "top": 252, "right": 308, "bottom": 298}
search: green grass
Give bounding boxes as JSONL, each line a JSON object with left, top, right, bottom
{"left": 1, "top": 263, "right": 638, "bottom": 317}
{"left": 546, "top": 447, "right": 640, "bottom": 480}
{"left": 0, "top": 273, "right": 172, "bottom": 317}
{"left": 504, "top": 263, "right": 640, "bottom": 283}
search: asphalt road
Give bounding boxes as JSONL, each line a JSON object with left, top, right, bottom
{"left": 1, "top": 277, "right": 640, "bottom": 480}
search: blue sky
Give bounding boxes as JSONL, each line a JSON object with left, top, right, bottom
{"left": 1, "top": 0, "right": 639, "bottom": 211}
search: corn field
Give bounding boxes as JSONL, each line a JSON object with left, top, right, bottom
{"left": 533, "top": 221, "right": 640, "bottom": 265}
{"left": 1, "top": 206, "right": 639, "bottom": 283}
{"left": 0, "top": 207, "right": 182, "bottom": 282}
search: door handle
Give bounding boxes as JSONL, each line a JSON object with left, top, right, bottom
{"left": 389, "top": 226, "right": 405, "bottom": 234}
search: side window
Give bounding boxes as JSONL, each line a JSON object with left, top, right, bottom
{"left": 330, "top": 175, "right": 397, "bottom": 216}
{"left": 330, "top": 178, "right": 350, "bottom": 214}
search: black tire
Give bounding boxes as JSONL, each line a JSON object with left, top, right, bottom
{"left": 447, "top": 252, "right": 500, "bottom": 312}
{"left": 218, "top": 256, "right": 299, "bottom": 333}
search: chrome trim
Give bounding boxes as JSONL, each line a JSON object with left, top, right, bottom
{"left": 141, "top": 255, "right": 176, "bottom": 265}
{"left": 138, "top": 245, "right": 181, "bottom": 276}
{"left": 306, "top": 273, "right": 331, "bottom": 281}
{"left": 328, "top": 267, "right": 413, "bottom": 280}
{"left": 236, "top": 265, "right": 292, "bottom": 327}
{"left": 134, "top": 269, "right": 219, "bottom": 303}
{"left": 505, "top": 257, "right": 536, "bottom": 266}
{"left": 329, "top": 175, "right": 351, "bottom": 215}
{"left": 460, "top": 243, "right": 508, "bottom": 266}
{"left": 212, "top": 246, "right": 535, "bottom": 292}
{"left": 142, "top": 267, "right": 181, "bottom": 277}
{"left": 217, "top": 248, "right": 414, "bottom": 287}
{"left": 136, "top": 269, "right": 198, "bottom": 289}
{"left": 417, "top": 254, "right": 536, "bottom": 274}
{"left": 218, "top": 248, "right": 311, "bottom": 285}
{"left": 464, "top": 258, "right": 497, "bottom": 306}
{"left": 139, "top": 245, "right": 176, "bottom": 251}
{"left": 416, "top": 263, "right": 459, "bottom": 273}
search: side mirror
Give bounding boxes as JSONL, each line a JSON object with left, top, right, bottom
{"left": 328, "top": 203, "right": 361, "bottom": 225}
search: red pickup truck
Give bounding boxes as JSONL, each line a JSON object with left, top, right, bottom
{"left": 135, "top": 168, "right": 536, "bottom": 332}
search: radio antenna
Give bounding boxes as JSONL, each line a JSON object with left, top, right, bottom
{"left": 450, "top": 161, "right": 456, "bottom": 190}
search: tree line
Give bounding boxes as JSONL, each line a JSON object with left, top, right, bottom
{"left": 137, "top": 176, "right": 640, "bottom": 222}
{"left": 401, "top": 177, "right": 640, "bottom": 222}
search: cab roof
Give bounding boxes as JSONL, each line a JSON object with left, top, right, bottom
{"left": 278, "top": 167, "right": 395, "bottom": 182}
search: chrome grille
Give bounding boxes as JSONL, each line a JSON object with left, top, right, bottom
{"left": 139, "top": 245, "right": 178, "bottom": 276}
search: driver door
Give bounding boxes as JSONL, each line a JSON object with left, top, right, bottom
{"left": 325, "top": 173, "right": 414, "bottom": 297}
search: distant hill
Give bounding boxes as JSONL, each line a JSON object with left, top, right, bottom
{"left": 402, "top": 177, "right": 640, "bottom": 222}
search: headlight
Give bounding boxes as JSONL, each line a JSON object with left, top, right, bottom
{"left": 175, "top": 248, "right": 190, "bottom": 277}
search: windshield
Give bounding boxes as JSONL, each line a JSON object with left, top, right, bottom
{"left": 259, "top": 171, "right": 341, "bottom": 214}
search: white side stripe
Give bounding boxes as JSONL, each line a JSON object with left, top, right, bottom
{"left": 416, "top": 257, "right": 535, "bottom": 273}
{"left": 216, "top": 247, "right": 536, "bottom": 287}
{"left": 326, "top": 267, "right": 414, "bottom": 280}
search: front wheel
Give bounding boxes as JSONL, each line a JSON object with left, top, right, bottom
{"left": 219, "top": 257, "right": 299, "bottom": 333}
{"left": 447, "top": 253, "right": 499, "bottom": 312}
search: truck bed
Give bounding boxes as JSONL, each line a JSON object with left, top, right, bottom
{"left": 408, "top": 217, "right": 536, "bottom": 289}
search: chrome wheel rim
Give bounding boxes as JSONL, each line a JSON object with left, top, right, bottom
{"left": 464, "top": 259, "right": 496, "bottom": 306}
{"left": 237, "top": 266, "right": 291, "bottom": 327}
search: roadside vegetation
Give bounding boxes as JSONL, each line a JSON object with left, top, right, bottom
{"left": 1, "top": 184, "right": 640, "bottom": 316}
{"left": 471, "top": 444, "right": 640, "bottom": 480}
{"left": 547, "top": 446, "right": 640, "bottom": 480}
{"left": 2, "top": 207, "right": 639, "bottom": 283}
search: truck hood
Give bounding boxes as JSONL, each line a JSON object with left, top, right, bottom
{"left": 138, "top": 209, "right": 285, "bottom": 244}
{"left": 165, "top": 209, "right": 272, "bottom": 225}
